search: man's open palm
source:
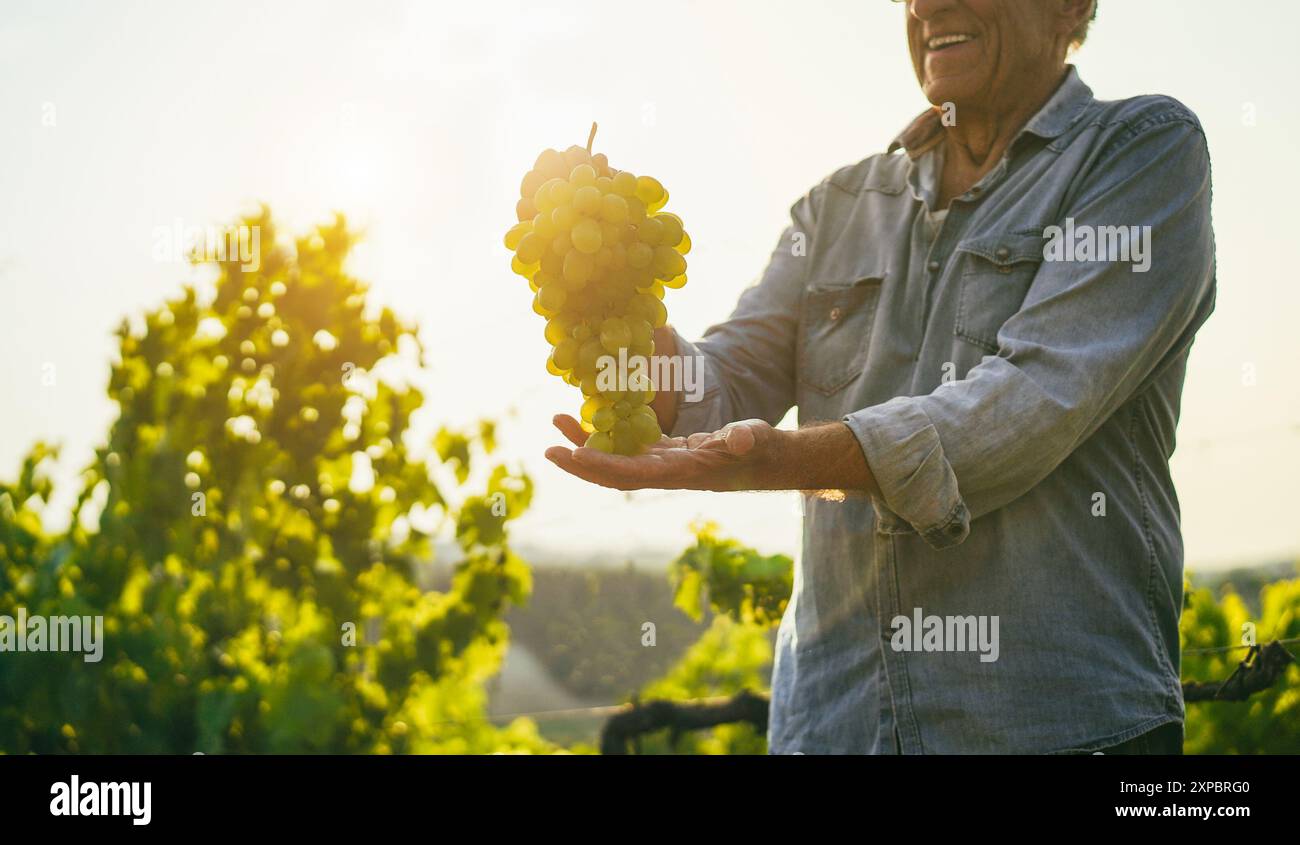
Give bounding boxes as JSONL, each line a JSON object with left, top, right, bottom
{"left": 544, "top": 414, "right": 776, "bottom": 492}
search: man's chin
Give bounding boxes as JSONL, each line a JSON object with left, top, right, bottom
{"left": 922, "top": 76, "right": 982, "bottom": 110}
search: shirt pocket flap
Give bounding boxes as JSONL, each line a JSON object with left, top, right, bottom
{"left": 954, "top": 233, "right": 1044, "bottom": 353}
{"left": 798, "top": 272, "right": 885, "bottom": 395}
{"left": 954, "top": 232, "right": 1045, "bottom": 267}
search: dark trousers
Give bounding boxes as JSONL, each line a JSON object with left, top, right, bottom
{"left": 1094, "top": 722, "right": 1184, "bottom": 755}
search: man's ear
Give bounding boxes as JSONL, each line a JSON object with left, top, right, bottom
{"left": 1058, "top": 0, "right": 1095, "bottom": 38}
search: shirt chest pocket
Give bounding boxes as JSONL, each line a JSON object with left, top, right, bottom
{"left": 954, "top": 233, "right": 1043, "bottom": 354}
{"left": 798, "top": 274, "right": 884, "bottom": 395}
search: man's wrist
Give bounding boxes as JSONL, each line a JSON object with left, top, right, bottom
{"left": 650, "top": 325, "right": 681, "bottom": 433}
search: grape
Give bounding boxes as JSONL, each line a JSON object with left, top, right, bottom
{"left": 626, "top": 242, "right": 653, "bottom": 269}
{"left": 600, "top": 193, "right": 629, "bottom": 224}
{"left": 626, "top": 196, "right": 647, "bottom": 223}
{"left": 535, "top": 283, "right": 566, "bottom": 312}
{"left": 532, "top": 212, "right": 557, "bottom": 240}
{"left": 563, "top": 250, "right": 595, "bottom": 287}
{"left": 580, "top": 395, "right": 604, "bottom": 422}
{"left": 506, "top": 135, "right": 691, "bottom": 454}
{"left": 653, "top": 246, "right": 686, "bottom": 280}
{"left": 610, "top": 420, "right": 639, "bottom": 454}
{"left": 656, "top": 213, "right": 684, "bottom": 247}
{"left": 611, "top": 171, "right": 637, "bottom": 197}
{"left": 549, "top": 179, "right": 575, "bottom": 208}
{"left": 521, "top": 169, "right": 548, "bottom": 199}
{"left": 647, "top": 298, "right": 667, "bottom": 328}
{"left": 534, "top": 178, "right": 562, "bottom": 213}
{"left": 545, "top": 316, "right": 572, "bottom": 345}
{"left": 504, "top": 221, "right": 531, "bottom": 251}
{"left": 570, "top": 218, "right": 603, "bottom": 254}
{"left": 591, "top": 405, "right": 617, "bottom": 432}
{"left": 576, "top": 338, "right": 605, "bottom": 381}
{"left": 563, "top": 145, "right": 591, "bottom": 171}
{"left": 552, "top": 203, "right": 577, "bottom": 231}
{"left": 629, "top": 406, "right": 662, "bottom": 445}
{"left": 599, "top": 317, "right": 631, "bottom": 354}
{"left": 628, "top": 318, "right": 652, "bottom": 349}
{"left": 573, "top": 185, "right": 603, "bottom": 216}
{"left": 516, "top": 231, "right": 546, "bottom": 264}
{"left": 536, "top": 148, "right": 568, "bottom": 179}
{"left": 540, "top": 250, "right": 564, "bottom": 277}
{"left": 637, "top": 217, "right": 664, "bottom": 246}
{"left": 635, "top": 176, "right": 665, "bottom": 206}
{"left": 553, "top": 337, "right": 579, "bottom": 371}
{"left": 629, "top": 267, "right": 656, "bottom": 291}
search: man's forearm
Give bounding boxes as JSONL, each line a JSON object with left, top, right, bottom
{"left": 765, "top": 422, "right": 881, "bottom": 498}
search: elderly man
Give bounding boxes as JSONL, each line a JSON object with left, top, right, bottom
{"left": 547, "top": 0, "right": 1215, "bottom": 754}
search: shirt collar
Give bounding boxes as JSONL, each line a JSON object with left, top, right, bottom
{"left": 888, "top": 65, "right": 1094, "bottom": 159}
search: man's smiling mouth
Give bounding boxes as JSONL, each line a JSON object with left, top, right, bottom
{"left": 927, "top": 33, "right": 976, "bottom": 52}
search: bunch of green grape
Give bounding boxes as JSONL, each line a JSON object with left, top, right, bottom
{"left": 503, "top": 133, "right": 691, "bottom": 455}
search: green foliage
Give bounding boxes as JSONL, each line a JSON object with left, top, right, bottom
{"left": 632, "top": 524, "right": 784, "bottom": 754}
{"left": 0, "top": 209, "right": 550, "bottom": 754}
{"left": 635, "top": 616, "right": 772, "bottom": 754}
{"left": 1180, "top": 573, "right": 1300, "bottom": 754}
{"left": 669, "top": 521, "right": 792, "bottom": 627}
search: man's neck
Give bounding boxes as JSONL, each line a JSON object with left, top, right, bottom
{"left": 939, "top": 65, "right": 1070, "bottom": 202}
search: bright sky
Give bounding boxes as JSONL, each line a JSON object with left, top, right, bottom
{"left": 1, "top": 0, "right": 1296, "bottom": 572}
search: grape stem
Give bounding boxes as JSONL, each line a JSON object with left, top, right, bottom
{"left": 586, "top": 122, "right": 598, "bottom": 154}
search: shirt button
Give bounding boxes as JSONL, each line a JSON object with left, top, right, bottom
{"left": 995, "top": 247, "right": 1010, "bottom": 261}
{"left": 829, "top": 307, "right": 842, "bottom": 321}
{"left": 927, "top": 260, "right": 941, "bottom": 273}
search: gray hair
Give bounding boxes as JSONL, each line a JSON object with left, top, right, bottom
{"left": 1071, "top": 1, "right": 1099, "bottom": 49}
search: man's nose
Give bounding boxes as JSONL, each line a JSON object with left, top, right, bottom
{"left": 907, "top": 0, "right": 959, "bottom": 20}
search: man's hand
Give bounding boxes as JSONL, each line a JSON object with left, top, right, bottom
{"left": 544, "top": 414, "right": 881, "bottom": 497}
{"left": 544, "top": 414, "right": 781, "bottom": 492}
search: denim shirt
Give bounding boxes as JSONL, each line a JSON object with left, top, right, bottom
{"left": 671, "top": 67, "right": 1216, "bottom": 754}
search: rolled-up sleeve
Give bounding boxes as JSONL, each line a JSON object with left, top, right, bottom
{"left": 669, "top": 188, "right": 819, "bottom": 437}
{"left": 845, "top": 113, "right": 1216, "bottom": 549}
